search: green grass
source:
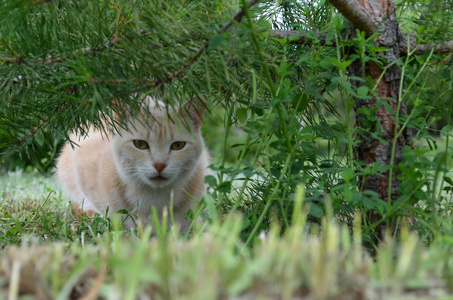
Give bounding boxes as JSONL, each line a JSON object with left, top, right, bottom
{"left": 1, "top": 171, "right": 453, "bottom": 299}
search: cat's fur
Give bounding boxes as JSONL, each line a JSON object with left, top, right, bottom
{"left": 56, "top": 96, "right": 210, "bottom": 232}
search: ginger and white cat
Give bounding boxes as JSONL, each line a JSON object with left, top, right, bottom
{"left": 56, "top": 96, "right": 210, "bottom": 232}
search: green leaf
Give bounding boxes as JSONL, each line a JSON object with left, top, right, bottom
{"left": 217, "top": 181, "right": 232, "bottom": 193}
{"left": 305, "top": 89, "right": 324, "bottom": 100}
{"left": 288, "top": 33, "right": 300, "bottom": 42}
{"left": 251, "top": 103, "right": 264, "bottom": 116}
{"left": 356, "top": 86, "right": 369, "bottom": 98}
{"left": 444, "top": 176, "right": 453, "bottom": 186}
{"left": 341, "top": 60, "right": 353, "bottom": 70}
{"left": 341, "top": 168, "right": 355, "bottom": 183}
{"left": 441, "top": 125, "right": 453, "bottom": 137}
{"left": 272, "top": 38, "right": 287, "bottom": 45}
{"left": 204, "top": 175, "right": 217, "bottom": 187}
{"left": 236, "top": 108, "right": 247, "bottom": 123}
{"left": 293, "top": 93, "right": 309, "bottom": 113}
{"left": 203, "top": 194, "right": 218, "bottom": 222}
{"left": 361, "top": 196, "right": 375, "bottom": 209}
{"left": 309, "top": 203, "right": 324, "bottom": 219}
{"left": 208, "top": 34, "right": 225, "bottom": 49}
{"left": 270, "top": 98, "right": 280, "bottom": 107}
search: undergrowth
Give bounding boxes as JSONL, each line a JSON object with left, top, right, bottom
{"left": 1, "top": 172, "right": 453, "bottom": 299}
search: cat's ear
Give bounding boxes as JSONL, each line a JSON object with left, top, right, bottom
{"left": 112, "top": 99, "right": 131, "bottom": 124}
{"left": 180, "top": 96, "right": 206, "bottom": 129}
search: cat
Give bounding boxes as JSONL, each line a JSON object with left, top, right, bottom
{"left": 55, "top": 96, "right": 210, "bottom": 232}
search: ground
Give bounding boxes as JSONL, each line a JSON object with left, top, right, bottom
{"left": 1, "top": 171, "right": 453, "bottom": 299}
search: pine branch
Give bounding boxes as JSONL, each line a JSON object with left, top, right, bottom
{"left": 269, "top": 30, "right": 334, "bottom": 46}
{"left": 221, "top": 0, "right": 260, "bottom": 32}
{"left": 270, "top": 30, "right": 453, "bottom": 56}
{"left": 15, "top": 102, "right": 66, "bottom": 146}
{"left": 149, "top": 0, "right": 260, "bottom": 89}
{"left": 400, "top": 36, "right": 453, "bottom": 55}
{"left": 0, "top": 38, "right": 23, "bottom": 64}
{"left": 9, "top": 0, "right": 263, "bottom": 146}
{"left": 32, "top": 37, "right": 120, "bottom": 65}
{"left": 4, "top": 0, "right": 261, "bottom": 92}
{"left": 0, "top": 56, "right": 23, "bottom": 63}
{"left": 0, "top": 37, "right": 120, "bottom": 66}
{"left": 95, "top": 0, "right": 261, "bottom": 90}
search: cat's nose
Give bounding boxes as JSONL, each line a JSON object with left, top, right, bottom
{"left": 153, "top": 162, "right": 167, "bottom": 173}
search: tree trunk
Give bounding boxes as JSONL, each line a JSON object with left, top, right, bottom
{"left": 348, "top": 0, "right": 408, "bottom": 248}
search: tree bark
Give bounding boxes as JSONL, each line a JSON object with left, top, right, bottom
{"left": 345, "top": 0, "right": 407, "bottom": 249}
{"left": 329, "top": 0, "right": 377, "bottom": 37}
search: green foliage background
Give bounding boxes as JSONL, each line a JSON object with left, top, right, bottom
{"left": 1, "top": 0, "right": 453, "bottom": 250}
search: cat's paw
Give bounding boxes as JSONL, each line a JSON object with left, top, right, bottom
{"left": 72, "top": 203, "right": 97, "bottom": 217}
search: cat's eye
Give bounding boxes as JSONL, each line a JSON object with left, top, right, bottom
{"left": 133, "top": 140, "right": 149, "bottom": 150}
{"left": 170, "top": 141, "right": 186, "bottom": 151}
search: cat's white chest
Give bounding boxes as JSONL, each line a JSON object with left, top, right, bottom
{"left": 119, "top": 185, "right": 191, "bottom": 231}
{"left": 124, "top": 185, "right": 174, "bottom": 217}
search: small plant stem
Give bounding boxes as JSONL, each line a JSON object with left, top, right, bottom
{"left": 240, "top": 0, "right": 293, "bottom": 154}
{"left": 364, "top": 180, "right": 426, "bottom": 234}
{"left": 279, "top": 183, "right": 291, "bottom": 228}
{"left": 229, "top": 70, "right": 258, "bottom": 212}
{"left": 436, "top": 91, "right": 453, "bottom": 203}
{"left": 371, "top": 62, "right": 396, "bottom": 92}
{"left": 387, "top": 55, "right": 407, "bottom": 205}
{"left": 227, "top": 107, "right": 274, "bottom": 215}
{"left": 335, "top": 32, "right": 354, "bottom": 168}
{"left": 245, "top": 153, "right": 293, "bottom": 247}
{"left": 387, "top": 47, "right": 434, "bottom": 204}
{"left": 216, "top": 104, "right": 234, "bottom": 207}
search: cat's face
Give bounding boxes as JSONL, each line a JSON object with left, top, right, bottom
{"left": 112, "top": 98, "right": 205, "bottom": 189}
